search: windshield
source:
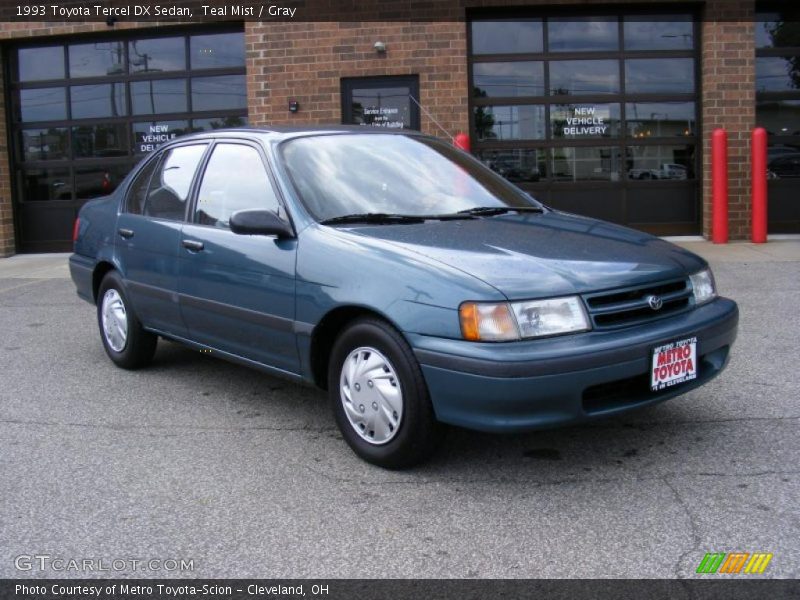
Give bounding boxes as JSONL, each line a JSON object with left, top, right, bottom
{"left": 279, "top": 133, "right": 540, "bottom": 222}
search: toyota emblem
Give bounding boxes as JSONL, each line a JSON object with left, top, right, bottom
{"left": 647, "top": 295, "right": 663, "bottom": 311}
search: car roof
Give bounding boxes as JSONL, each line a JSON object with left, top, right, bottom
{"left": 165, "top": 125, "right": 428, "bottom": 145}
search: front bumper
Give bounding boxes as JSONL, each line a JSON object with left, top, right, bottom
{"left": 410, "top": 297, "right": 738, "bottom": 432}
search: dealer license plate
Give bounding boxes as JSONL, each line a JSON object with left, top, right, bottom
{"left": 651, "top": 337, "right": 697, "bottom": 391}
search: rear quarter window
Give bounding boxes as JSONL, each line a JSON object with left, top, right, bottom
{"left": 125, "top": 156, "right": 160, "bottom": 215}
{"left": 129, "top": 144, "right": 207, "bottom": 221}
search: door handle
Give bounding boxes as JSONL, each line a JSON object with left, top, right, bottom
{"left": 182, "top": 239, "right": 204, "bottom": 252}
{"left": 117, "top": 228, "right": 134, "bottom": 239}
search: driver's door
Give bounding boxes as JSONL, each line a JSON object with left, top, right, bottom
{"left": 177, "top": 141, "right": 299, "bottom": 373}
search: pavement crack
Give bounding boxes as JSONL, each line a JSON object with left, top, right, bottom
{"left": 589, "top": 415, "right": 800, "bottom": 430}
{"left": 662, "top": 475, "right": 702, "bottom": 579}
{"left": 0, "top": 417, "right": 336, "bottom": 435}
{"left": 299, "top": 469, "right": 800, "bottom": 488}
{"left": 0, "top": 279, "right": 49, "bottom": 294}
{"left": 693, "top": 469, "right": 800, "bottom": 478}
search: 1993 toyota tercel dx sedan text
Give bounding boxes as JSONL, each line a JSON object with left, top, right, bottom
{"left": 69, "top": 127, "right": 738, "bottom": 468}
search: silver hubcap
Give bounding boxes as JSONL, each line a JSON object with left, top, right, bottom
{"left": 101, "top": 289, "right": 128, "bottom": 353}
{"left": 339, "top": 346, "right": 403, "bottom": 445}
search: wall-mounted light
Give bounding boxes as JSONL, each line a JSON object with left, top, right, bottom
{"left": 373, "top": 41, "right": 386, "bottom": 53}
{"left": 288, "top": 99, "right": 299, "bottom": 113}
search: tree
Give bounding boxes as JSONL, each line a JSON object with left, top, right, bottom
{"left": 766, "top": 20, "right": 800, "bottom": 90}
{"left": 473, "top": 87, "right": 496, "bottom": 140}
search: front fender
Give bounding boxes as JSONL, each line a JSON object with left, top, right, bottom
{"left": 295, "top": 225, "right": 505, "bottom": 339}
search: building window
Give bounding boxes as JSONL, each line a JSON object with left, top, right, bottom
{"left": 756, "top": 6, "right": 800, "bottom": 232}
{"left": 469, "top": 11, "right": 699, "bottom": 234}
{"left": 756, "top": 10, "right": 800, "bottom": 141}
{"left": 10, "top": 27, "right": 247, "bottom": 209}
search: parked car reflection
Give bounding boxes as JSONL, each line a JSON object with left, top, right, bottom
{"left": 628, "top": 163, "right": 688, "bottom": 180}
{"left": 768, "top": 153, "right": 800, "bottom": 179}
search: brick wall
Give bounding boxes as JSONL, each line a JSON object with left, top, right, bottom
{"left": 702, "top": 0, "right": 756, "bottom": 240}
{"left": 245, "top": 21, "right": 469, "bottom": 138}
{"left": 0, "top": 52, "right": 13, "bottom": 256}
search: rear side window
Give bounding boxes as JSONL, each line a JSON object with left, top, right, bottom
{"left": 126, "top": 156, "right": 160, "bottom": 214}
{"left": 143, "top": 144, "right": 207, "bottom": 221}
{"left": 195, "top": 143, "right": 279, "bottom": 228}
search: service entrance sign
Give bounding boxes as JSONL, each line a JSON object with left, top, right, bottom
{"left": 651, "top": 337, "right": 697, "bottom": 391}
{"left": 341, "top": 75, "right": 420, "bottom": 131}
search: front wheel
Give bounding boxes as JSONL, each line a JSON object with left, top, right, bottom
{"left": 97, "top": 271, "right": 157, "bottom": 369}
{"left": 328, "top": 318, "right": 442, "bottom": 469}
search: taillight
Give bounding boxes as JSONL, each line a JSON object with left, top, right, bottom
{"left": 72, "top": 217, "right": 80, "bottom": 243}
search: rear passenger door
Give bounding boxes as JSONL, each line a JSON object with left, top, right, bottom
{"left": 178, "top": 141, "right": 299, "bottom": 373}
{"left": 116, "top": 143, "right": 209, "bottom": 336}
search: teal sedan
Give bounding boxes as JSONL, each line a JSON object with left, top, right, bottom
{"left": 70, "top": 128, "right": 738, "bottom": 468}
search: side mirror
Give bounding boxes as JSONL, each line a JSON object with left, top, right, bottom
{"left": 229, "top": 209, "right": 294, "bottom": 238}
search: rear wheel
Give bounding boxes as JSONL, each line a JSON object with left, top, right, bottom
{"left": 328, "top": 318, "right": 442, "bottom": 468}
{"left": 97, "top": 271, "right": 157, "bottom": 369}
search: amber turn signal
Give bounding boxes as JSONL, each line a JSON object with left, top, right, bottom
{"left": 459, "top": 302, "right": 519, "bottom": 342}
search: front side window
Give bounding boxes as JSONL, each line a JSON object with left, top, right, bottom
{"left": 195, "top": 144, "right": 279, "bottom": 228}
{"left": 143, "top": 144, "right": 207, "bottom": 220}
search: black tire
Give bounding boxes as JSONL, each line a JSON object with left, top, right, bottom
{"left": 328, "top": 317, "right": 442, "bottom": 469}
{"left": 96, "top": 271, "right": 157, "bottom": 369}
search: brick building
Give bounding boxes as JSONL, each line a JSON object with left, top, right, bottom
{"left": 0, "top": 0, "right": 797, "bottom": 255}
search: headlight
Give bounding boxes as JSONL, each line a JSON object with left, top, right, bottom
{"left": 690, "top": 268, "right": 717, "bottom": 305}
{"left": 459, "top": 296, "right": 590, "bottom": 341}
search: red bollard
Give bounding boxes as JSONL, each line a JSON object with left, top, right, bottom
{"left": 711, "top": 129, "right": 729, "bottom": 244}
{"left": 453, "top": 132, "right": 470, "bottom": 152}
{"left": 751, "top": 127, "right": 768, "bottom": 244}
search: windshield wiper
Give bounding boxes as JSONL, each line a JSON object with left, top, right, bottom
{"left": 320, "top": 210, "right": 508, "bottom": 226}
{"left": 319, "top": 213, "right": 426, "bottom": 225}
{"left": 456, "top": 206, "right": 545, "bottom": 217}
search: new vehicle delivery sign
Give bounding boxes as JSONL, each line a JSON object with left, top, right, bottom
{"left": 651, "top": 337, "right": 697, "bottom": 391}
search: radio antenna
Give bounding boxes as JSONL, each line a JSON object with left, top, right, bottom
{"left": 408, "top": 94, "right": 454, "bottom": 140}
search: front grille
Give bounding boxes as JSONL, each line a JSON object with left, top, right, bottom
{"left": 583, "top": 278, "right": 692, "bottom": 329}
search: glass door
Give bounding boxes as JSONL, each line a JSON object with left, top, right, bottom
{"left": 341, "top": 76, "right": 420, "bottom": 131}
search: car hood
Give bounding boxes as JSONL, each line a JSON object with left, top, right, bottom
{"left": 342, "top": 211, "right": 706, "bottom": 300}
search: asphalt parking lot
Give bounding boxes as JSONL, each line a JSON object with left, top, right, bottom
{"left": 1, "top": 241, "right": 798, "bottom": 579}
